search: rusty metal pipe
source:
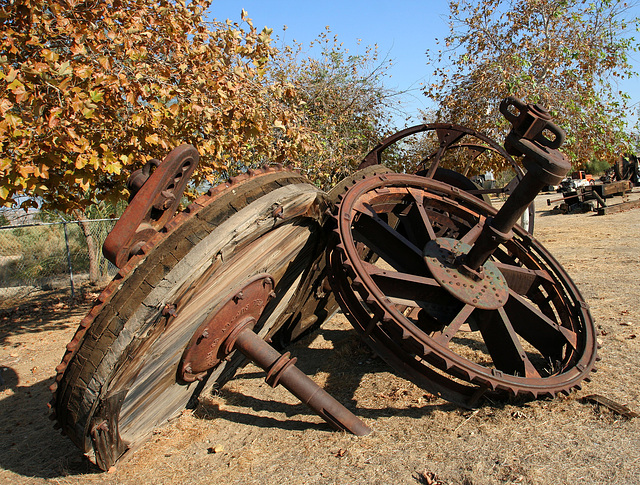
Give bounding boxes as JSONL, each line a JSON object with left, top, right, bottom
{"left": 464, "top": 162, "right": 547, "bottom": 271}
{"left": 229, "top": 323, "right": 372, "bottom": 437}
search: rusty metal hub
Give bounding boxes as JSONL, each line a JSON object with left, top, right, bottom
{"left": 179, "top": 274, "right": 275, "bottom": 382}
{"left": 179, "top": 273, "right": 370, "bottom": 436}
{"left": 423, "top": 238, "right": 509, "bottom": 311}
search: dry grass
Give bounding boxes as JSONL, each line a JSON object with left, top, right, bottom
{"left": 1, "top": 191, "right": 639, "bottom": 484}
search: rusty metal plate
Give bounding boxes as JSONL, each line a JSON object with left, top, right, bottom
{"left": 179, "top": 274, "right": 274, "bottom": 382}
{"left": 423, "top": 237, "right": 509, "bottom": 310}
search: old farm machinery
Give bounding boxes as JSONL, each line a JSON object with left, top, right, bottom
{"left": 50, "top": 98, "right": 598, "bottom": 470}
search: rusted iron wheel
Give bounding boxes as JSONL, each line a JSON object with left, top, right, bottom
{"left": 360, "top": 123, "right": 535, "bottom": 233}
{"left": 51, "top": 168, "right": 329, "bottom": 470}
{"left": 328, "top": 173, "right": 597, "bottom": 408}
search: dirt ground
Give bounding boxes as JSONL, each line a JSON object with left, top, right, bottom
{"left": 1, "top": 190, "right": 639, "bottom": 485}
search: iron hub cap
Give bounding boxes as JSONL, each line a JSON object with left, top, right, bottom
{"left": 423, "top": 237, "right": 509, "bottom": 310}
{"left": 179, "top": 274, "right": 275, "bottom": 382}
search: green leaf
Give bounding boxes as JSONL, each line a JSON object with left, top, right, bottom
{"left": 90, "top": 90, "right": 104, "bottom": 103}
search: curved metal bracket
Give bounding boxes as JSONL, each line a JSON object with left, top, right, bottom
{"left": 103, "top": 144, "right": 200, "bottom": 268}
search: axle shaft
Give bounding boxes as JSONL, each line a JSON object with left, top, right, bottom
{"left": 229, "top": 320, "right": 372, "bottom": 436}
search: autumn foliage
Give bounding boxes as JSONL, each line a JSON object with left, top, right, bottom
{"left": 0, "top": 0, "right": 313, "bottom": 212}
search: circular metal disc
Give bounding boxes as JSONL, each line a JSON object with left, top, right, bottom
{"left": 423, "top": 237, "right": 509, "bottom": 310}
{"left": 179, "top": 274, "right": 274, "bottom": 381}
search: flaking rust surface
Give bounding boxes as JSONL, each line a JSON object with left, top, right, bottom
{"left": 1, "top": 192, "right": 639, "bottom": 484}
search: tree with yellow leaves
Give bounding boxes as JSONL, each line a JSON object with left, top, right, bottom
{"left": 425, "top": 0, "right": 639, "bottom": 170}
{"left": 1, "top": 0, "right": 311, "bottom": 213}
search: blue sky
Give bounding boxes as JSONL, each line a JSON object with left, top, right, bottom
{"left": 210, "top": 1, "right": 640, "bottom": 131}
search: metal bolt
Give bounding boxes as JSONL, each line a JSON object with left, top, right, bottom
{"left": 160, "top": 190, "right": 176, "bottom": 209}
{"left": 162, "top": 304, "right": 178, "bottom": 318}
{"left": 273, "top": 205, "right": 284, "bottom": 219}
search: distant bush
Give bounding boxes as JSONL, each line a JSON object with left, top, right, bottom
{"left": 584, "top": 158, "right": 612, "bottom": 175}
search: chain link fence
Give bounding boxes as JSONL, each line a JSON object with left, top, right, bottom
{"left": 0, "top": 218, "right": 119, "bottom": 297}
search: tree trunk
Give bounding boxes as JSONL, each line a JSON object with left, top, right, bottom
{"left": 77, "top": 219, "right": 99, "bottom": 283}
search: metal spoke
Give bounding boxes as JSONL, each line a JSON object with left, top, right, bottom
{"left": 431, "top": 304, "right": 475, "bottom": 346}
{"left": 423, "top": 129, "right": 467, "bottom": 178}
{"left": 478, "top": 307, "right": 541, "bottom": 378}
{"left": 364, "top": 262, "right": 440, "bottom": 304}
{"left": 505, "top": 290, "right": 578, "bottom": 353}
{"left": 494, "top": 262, "right": 554, "bottom": 295}
{"left": 460, "top": 221, "right": 484, "bottom": 245}
{"left": 406, "top": 187, "right": 437, "bottom": 241}
{"left": 352, "top": 208, "right": 425, "bottom": 272}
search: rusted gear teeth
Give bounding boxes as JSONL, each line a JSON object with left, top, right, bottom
{"left": 49, "top": 164, "right": 305, "bottom": 434}
{"left": 326, "top": 172, "right": 598, "bottom": 407}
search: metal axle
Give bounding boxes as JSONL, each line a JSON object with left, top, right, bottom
{"left": 178, "top": 274, "right": 371, "bottom": 437}
{"left": 463, "top": 98, "right": 571, "bottom": 272}
{"left": 228, "top": 319, "right": 372, "bottom": 436}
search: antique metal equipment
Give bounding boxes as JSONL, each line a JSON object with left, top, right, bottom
{"left": 328, "top": 98, "right": 596, "bottom": 406}
{"left": 547, "top": 180, "right": 632, "bottom": 214}
{"left": 51, "top": 98, "right": 598, "bottom": 470}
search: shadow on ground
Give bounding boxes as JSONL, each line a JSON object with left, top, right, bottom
{"left": 0, "top": 366, "right": 101, "bottom": 479}
{"left": 0, "top": 286, "right": 97, "bottom": 347}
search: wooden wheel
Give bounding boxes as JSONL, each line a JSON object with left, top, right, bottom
{"left": 51, "top": 168, "right": 329, "bottom": 470}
